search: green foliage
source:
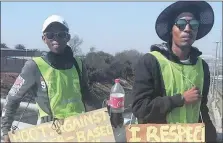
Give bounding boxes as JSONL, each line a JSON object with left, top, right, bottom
{"left": 15, "top": 44, "right": 26, "bottom": 50}
{"left": 68, "top": 35, "right": 83, "bottom": 56}
{"left": 84, "top": 49, "right": 143, "bottom": 84}
{"left": 1, "top": 43, "right": 9, "bottom": 48}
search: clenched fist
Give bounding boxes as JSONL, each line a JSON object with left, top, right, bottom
{"left": 182, "top": 86, "right": 202, "bottom": 104}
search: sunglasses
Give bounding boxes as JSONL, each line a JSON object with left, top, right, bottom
{"left": 175, "top": 19, "right": 200, "bottom": 31}
{"left": 44, "top": 31, "right": 69, "bottom": 40}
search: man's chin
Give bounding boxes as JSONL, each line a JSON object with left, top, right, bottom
{"left": 180, "top": 41, "right": 193, "bottom": 47}
{"left": 51, "top": 48, "right": 64, "bottom": 54}
{"left": 181, "top": 39, "right": 194, "bottom": 46}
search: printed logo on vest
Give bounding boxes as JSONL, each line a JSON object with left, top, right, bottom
{"left": 40, "top": 77, "right": 47, "bottom": 92}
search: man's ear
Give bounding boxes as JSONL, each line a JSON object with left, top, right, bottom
{"left": 42, "top": 35, "right": 47, "bottom": 44}
{"left": 66, "top": 34, "right": 71, "bottom": 42}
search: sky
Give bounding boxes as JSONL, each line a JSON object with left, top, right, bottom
{"left": 1, "top": 2, "right": 222, "bottom": 56}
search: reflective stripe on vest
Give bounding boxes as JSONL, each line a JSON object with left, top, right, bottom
{"left": 33, "top": 57, "right": 85, "bottom": 119}
{"left": 150, "top": 51, "right": 204, "bottom": 123}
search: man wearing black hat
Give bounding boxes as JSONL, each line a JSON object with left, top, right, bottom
{"left": 132, "top": 1, "right": 217, "bottom": 142}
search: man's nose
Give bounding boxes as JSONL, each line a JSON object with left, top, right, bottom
{"left": 52, "top": 35, "right": 61, "bottom": 41}
{"left": 184, "top": 24, "right": 192, "bottom": 32}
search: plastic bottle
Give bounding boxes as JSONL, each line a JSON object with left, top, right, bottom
{"left": 109, "top": 78, "right": 125, "bottom": 127}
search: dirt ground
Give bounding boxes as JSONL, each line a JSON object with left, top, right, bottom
{"left": 1, "top": 72, "right": 19, "bottom": 98}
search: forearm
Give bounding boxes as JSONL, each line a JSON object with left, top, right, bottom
{"left": 82, "top": 85, "right": 100, "bottom": 111}
{"left": 132, "top": 83, "right": 184, "bottom": 123}
{"left": 1, "top": 96, "right": 21, "bottom": 135}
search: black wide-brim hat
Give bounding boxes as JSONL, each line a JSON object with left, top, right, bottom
{"left": 155, "top": 1, "right": 214, "bottom": 42}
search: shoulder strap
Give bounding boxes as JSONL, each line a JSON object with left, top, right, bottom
{"left": 73, "top": 57, "right": 82, "bottom": 83}
{"left": 150, "top": 51, "right": 163, "bottom": 57}
{"left": 73, "top": 57, "right": 86, "bottom": 109}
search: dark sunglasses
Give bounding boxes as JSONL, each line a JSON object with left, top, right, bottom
{"left": 175, "top": 19, "right": 200, "bottom": 31}
{"left": 44, "top": 31, "right": 69, "bottom": 40}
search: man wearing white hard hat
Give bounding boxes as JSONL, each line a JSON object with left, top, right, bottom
{"left": 2, "top": 15, "right": 100, "bottom": 142}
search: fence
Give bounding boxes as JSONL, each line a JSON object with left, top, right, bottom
{"left": 0, "top": 57, "right": 31, "bottom": 73}
{"left": 1, "top": 49, "right": 41, "bottom": 58}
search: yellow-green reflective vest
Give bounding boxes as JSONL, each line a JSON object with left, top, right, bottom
{"left": 33, "top": 57, "right": 85, "bottom": 119}
{"left": 150, "top": 51, "right": 204, "bottom": 123}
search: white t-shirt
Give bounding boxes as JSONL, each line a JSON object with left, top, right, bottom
{"left": 180, "top": 59, "right": 190, "bottom": 64}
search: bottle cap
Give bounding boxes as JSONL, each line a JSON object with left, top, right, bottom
{"left": 115, "top": 79, "right": 120, "bottom": 83}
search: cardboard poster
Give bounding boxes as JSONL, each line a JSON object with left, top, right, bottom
{"left": 8, "top": 108, "right": 115, "bottom": 142}
{"left": 125, "top": 123, "right": 205, "bottom": 142}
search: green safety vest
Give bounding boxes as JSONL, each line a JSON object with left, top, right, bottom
{"left": 133, "top": 51, "right": 204, "bottom": 124}
{"left": 33, "top": 57, "right": 86, "bottom": 119}
{"left": 150, "top": 51, "right": 204, "bottom": 123}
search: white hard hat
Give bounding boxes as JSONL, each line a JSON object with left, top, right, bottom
{"left": 42, "top": 15, "right": 69, "bottom": 32}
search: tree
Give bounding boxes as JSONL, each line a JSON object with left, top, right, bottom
{"left": 15, "top": 44, "right": 26, "bottom": 50}
{"left": 68, "top": 35, "right": 83, "bottom": 56}
{"left": 1, "top": 43, "right": 9, "bottom": 49}
{"left": 85, "top": 51, "right": 115, "bottom": 83}
{"left": 115, "top": 49, "right": 143, "bottom": 70}
{"left": 90, "top": 46, "right": 96, "bottom": 53}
